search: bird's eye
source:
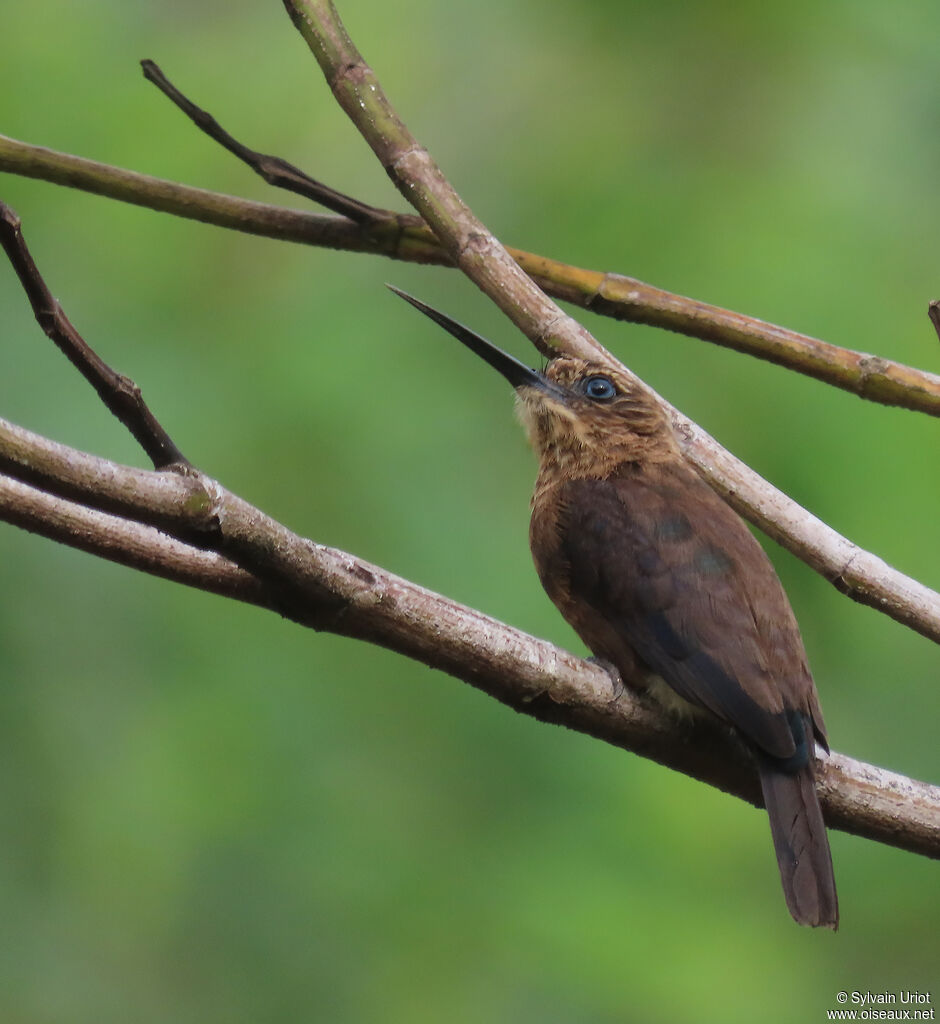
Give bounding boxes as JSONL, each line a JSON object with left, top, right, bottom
{"left": 581, "top": 375, "right": 617, "bottom": 401}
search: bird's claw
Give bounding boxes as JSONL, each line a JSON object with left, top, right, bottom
{"left": 586, "top": 656, "right": 625, "bottom": 702}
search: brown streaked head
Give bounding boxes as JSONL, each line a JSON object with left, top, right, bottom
{"left": 520, "top": 359, "right": 678, "bottom": 474}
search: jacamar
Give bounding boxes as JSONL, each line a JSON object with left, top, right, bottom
{"left": 391, "top": 286, "right": 838, "bottom": 929}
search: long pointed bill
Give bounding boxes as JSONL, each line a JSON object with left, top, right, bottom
{"left": 388, "top": 285, "right": 562, "bottom": 396}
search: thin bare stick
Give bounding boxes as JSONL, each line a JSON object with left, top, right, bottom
{"left": 287, "top": 1, "right": 606, "bottom": 361}
{"left": 3, "top": 131, "right": 938, "bottom": 414}
{"left": 140, "top": 59, "right": 392, "bottom": 226}
{"left": 0, "top": 202, "right": 188, "bottom": 468}
{"left": 0, "top": 428, "right": 937, "bottom": 859}
{"left": 583, "top": 273, "right": 940, "bottom": 415}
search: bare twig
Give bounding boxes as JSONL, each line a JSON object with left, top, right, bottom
{"left": 140, "top": 58, "right": 392, "bottom": 227}
{"left": 0, "top": 133, "right": 439, "bottom": 258}
{"left": 2, "top": 131, "right": 938, "bottom": 414}
{"left": 0, "top": 419, "right": 937, "bottom": 859}
{"left": 586, "top": 275, "right": 940, "bottom": 415}
{"left": 288, "top": 0, "right": 605, "bottom": 358}
{"left": 0, "top": 201, "right": 188, "bottom": 468}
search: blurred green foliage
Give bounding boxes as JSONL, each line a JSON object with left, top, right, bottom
{"left": 0, "top": 2, "right": 938, "bottom": 1021}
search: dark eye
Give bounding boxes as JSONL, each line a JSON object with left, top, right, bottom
{"left": 581, "top": 375, "right": 617, "bottom": 401}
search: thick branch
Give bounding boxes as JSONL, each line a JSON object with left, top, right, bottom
{"left": 2, "top": 131, "right": 938, "bottom": 415}
{"left": 0, "top": 420, "right": 937, "bottom": 858}
{"left": 0, "top": 471, "right": 258, "bottom": 601}
{"left": 285, "top": 0, "right": 611, "bottom": 362}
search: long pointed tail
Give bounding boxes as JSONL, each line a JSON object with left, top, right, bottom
{"left": 758, "top": 760, "right": 838, "bottom": 929}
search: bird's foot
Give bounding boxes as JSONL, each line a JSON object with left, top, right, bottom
{"left": 586, "top": 656, "right": 625, "bottom": 703}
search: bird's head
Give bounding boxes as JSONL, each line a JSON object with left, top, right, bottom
{"left": 517, "top": 357, "right": 677, "bottom": 474}
{"left": 390, "top": 287, "right": 678, "bottom": 477}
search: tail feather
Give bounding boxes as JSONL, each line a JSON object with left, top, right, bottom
{"left": 758, "top": 760, "right": 838, "bottom": 929}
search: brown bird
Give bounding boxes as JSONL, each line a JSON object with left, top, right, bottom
{"left": 391, "top": 286, "right": 838, "bottom": 929}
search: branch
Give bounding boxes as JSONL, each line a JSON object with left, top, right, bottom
{"left": 0, "top": 133, "right": 436, "bottom": 259}
{"left": 139, "top": 58, "right": 392, "bottom": 227}
{"left": 0, "top": 415, "right": 937, "bottom": 859}
{"left": 2, "top": 129, "right": 939, "bottom": 416}
{"left": 141, "top": 59, "right": 940, "bottom": 420}
{"left": 0, "top": 201, "right": 187, "bottom": 468}
{"left": 675, "top": 422, "right": 940, "bottom": 643}
{"left": 0, "top": 471, "right": 258, "bottom": 601}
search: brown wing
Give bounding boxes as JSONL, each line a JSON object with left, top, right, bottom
{"left": 531, "top": 463, "right": 826, "bottom": 762}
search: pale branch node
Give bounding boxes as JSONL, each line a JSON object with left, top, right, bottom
{"left": 0, "top": 420, "right": 937, "bottom": 860}
{"left": 0, "top": 472, "right": 258, "bottom": 601}
{"left": 2, "top": 131, "right": 939, "bottom": 416}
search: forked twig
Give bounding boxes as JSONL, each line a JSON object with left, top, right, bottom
{"left": 141, "top": 58, "right": 392, "bottom": 227}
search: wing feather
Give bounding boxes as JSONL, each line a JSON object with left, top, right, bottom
{"left": 534, "top": 465, "right": 824, "bottom": 760}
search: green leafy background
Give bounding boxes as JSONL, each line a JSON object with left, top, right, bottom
{"left": 1, "top": 2, "right": 937, "bottom": 1021}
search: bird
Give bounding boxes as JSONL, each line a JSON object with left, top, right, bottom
{"left": 390, "top": 285, "right": 838, "bottom": 929}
